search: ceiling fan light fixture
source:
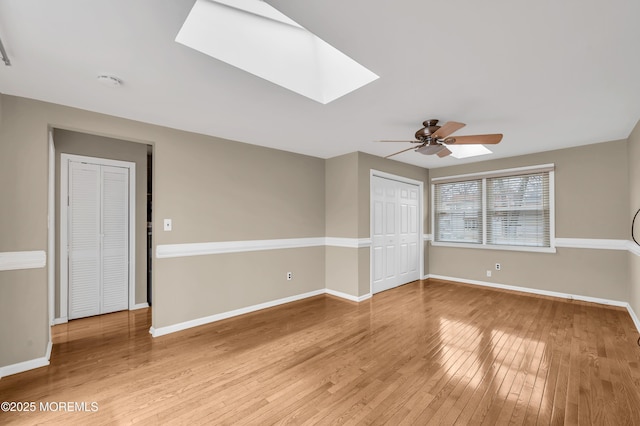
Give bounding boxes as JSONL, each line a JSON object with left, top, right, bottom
{"left": 416, "top": 144, "right": 445, "bottom": 155}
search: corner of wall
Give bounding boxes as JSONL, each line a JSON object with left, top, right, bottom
{"left": 627, "top": 118, "right": 640, "bottom": 321}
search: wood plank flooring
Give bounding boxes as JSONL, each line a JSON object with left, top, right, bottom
{"left": 1, "top": 279, "right": 640, "bottom": 425}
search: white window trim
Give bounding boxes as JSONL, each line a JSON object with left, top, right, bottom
{"left": 431, "top": 164, "right": 556, "bottom": 253}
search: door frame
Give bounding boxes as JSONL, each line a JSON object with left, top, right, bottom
{"left": 370, "top": 170, "right": 424, "bottom": 296}
{"left": 59, "top": 153, "right": 136, "bottom": 322}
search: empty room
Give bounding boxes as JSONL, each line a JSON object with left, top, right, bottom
{"left": 1, "top": 0, "right": 640, "bottom": 424}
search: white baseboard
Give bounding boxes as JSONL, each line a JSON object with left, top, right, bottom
{"left": 426, "top": 274, "right": 628, "bottom": 308}
{"left": 131, "top": 303, "right": 149, "bottom": 310}
{"left": 52, "top": 304, "right": 147, "bottom": 325}
{"left": 45, "top": 340, "right": 52, "bottom": 361}
{"left": 426, "top": 273, "right": 640, "bottom": 335}
{"left": 52, "top": 317, "right": 68, "bottom": 325}
{"left": 150, "top": 289, "right": 326, "bottom": 337}
{"left": 627, "top": 304, "right": 640, "bottom": 335}
{"left": 0, "top": 343, "right": 52, "bottom": 379}
{"left": 149, "top": 287, "right": 374, "bottom": 338}
{"left": 52, "top": 304, "right": 147, "bottom": 326}
{"left": 326, "top": 288, "right": 371, "bottom": 302}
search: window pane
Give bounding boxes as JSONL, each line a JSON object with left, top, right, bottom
{"left": 486, "top": 173, "right": 550, "bottom": 247}
{"left": 434, "top": 180, "right": 482, "bottom": 243}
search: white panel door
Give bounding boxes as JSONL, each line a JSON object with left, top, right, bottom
{"left": 68, "top": 162, "right": 102, "bottom": 319}
{"left": 398, "top": 185, "right": 420, "bottom": 283}
{"left": 68, "top": 160, "right": 129, "bottom": 320}
{"left": 372, "top": 176, "right": 420, "bottom": 294}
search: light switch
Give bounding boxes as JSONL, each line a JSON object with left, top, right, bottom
{"left": 163, "top": 219, "right": 172, "bottom": 231}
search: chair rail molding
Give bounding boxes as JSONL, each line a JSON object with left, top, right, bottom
{"left": 0, "top": 251, "right": 46, "bottom": 271}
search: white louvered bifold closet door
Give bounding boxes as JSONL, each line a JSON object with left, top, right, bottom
{"left": 68, "top": 161, "right": 129, "bottom": 320}
{"left": 69, "top": 162, "right": 102, "bottom": 319}
{"left": 100, "top": 166, "right": 129, "bottom": 314}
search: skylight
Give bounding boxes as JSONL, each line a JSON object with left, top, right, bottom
{"left": 447, "top": 145, "right": 493, "bottom": 159}
{"left": 176, "top": 0, "right": 379, "bottom": 104}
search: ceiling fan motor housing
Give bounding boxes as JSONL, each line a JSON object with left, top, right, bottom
{"left": 379, "top": 119, "right": 502, "bottom": 159}
{"left": 415, "top": 124, "right": 441, "bottom": 140}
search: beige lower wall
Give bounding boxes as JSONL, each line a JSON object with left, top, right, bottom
{"left": 326, "top": 243, "right": 427, "bottom": 299}
{"left": 629, "top": 253, "right": 640, "bottom": 322}
{"left": 0, "top": 269, "right": 48, "bottom": 367}
{"left": 358, "top": 247, "right": 371, "bottom": 296}
{"left": 154, "top": 247, "right": 325, "bottom": 328}
{"left": 429, "top": 246, "right": 629, "bottom": 302}
{"left": 325, "top": 246, "right": 359, "bottom": 296}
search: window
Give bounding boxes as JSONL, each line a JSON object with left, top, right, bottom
{"left": 432, "top": 165, "right": 554, "bottom": 251}
{"left": 434, "top": 180, "right": 482, "bottom": 244}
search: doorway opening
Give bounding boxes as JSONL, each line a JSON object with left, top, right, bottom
{"left": 370, "top": 170, "right": 424, "bottom": 295}
{"left": 49, "top": 129, "right": 153, "bottom": 324}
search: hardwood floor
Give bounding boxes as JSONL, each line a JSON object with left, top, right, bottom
{"left": 1, "top": 279, "right": 640, "bottom": 425}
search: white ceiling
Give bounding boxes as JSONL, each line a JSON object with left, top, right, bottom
{"left": 1, "top": 0, "right": 639, "bottom": 169}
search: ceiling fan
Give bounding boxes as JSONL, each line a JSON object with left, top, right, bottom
{"left": 377, "top": 119, "right": 503, "bottom": 159}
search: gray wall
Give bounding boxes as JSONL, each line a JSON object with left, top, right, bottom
{"left": 429, "top": 140, "right": 630, "bottom": 301}
{"left": 0, "top": 94, "right": 326, "bottom": 366}
{"left": 1, "top": 91, "right": 638, "bottom": 372}
{"left": 324, "top": 152, "right": 429, "bottom": 297}
{"left": 0, "top": 96, "right": 49, "bottom": 367}
{"left": 151, "top": 126, "right": 326, "bottom": 328}
{"left": 628, "top": 120, "right": 640, "bottom": 317}
{"left": 53, "top": 129, "right": 149, "bottom": 315}
{"left": 325, "top": 153, "right": 359, "bottom": 296}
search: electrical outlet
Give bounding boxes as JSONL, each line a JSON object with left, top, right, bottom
{"left": 495, "top": 263, "right": 501, "bottom": 271}
{"left": 486, "top": 270, "right": 492, "bottom": 277}
{"left": 287, "top": 272, "right": 292, "bottom": 281}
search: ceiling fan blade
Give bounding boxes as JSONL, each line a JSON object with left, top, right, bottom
{"left": 446, "top": 134, "right": 503, "bottom": 145}
{"left": 437, "top": 147, "right": 452, "bottom": 158}
{"left": 385, "top": 146, "right": 420, "bottom": 158}
{"left": 432, "top": 121, "right": 465, "bottom": 139}
{"left": 375, "top": 140, "right": 421, "bottom": 143}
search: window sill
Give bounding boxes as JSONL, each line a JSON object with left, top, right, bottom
{"left": 430, "top": 241, "right": 557, "bottom": 254}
